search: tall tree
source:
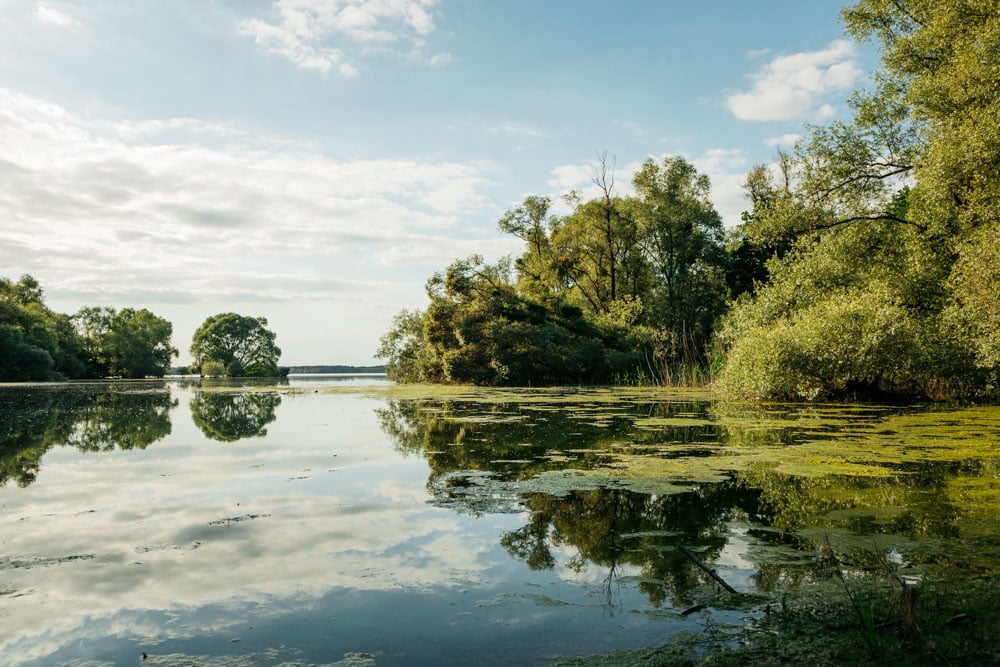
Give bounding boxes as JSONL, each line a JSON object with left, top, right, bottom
{"left": 631, "top": 156, "right": 727, "bottom": 362}
{"left": 190, "top": 313, "right": 282, "bottom": 377}
{"left": 550, "top": 156, "right": 648, "bottom": 316}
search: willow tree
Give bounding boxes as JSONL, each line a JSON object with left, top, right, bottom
{"left": 716, "top": 0, "right": 999, "bottom": 400}
{"left": 190, "top": 313, "right": 282, "bottom": 377}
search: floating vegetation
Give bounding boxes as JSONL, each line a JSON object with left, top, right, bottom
{"left": 0, "top": 554, "right": 97, "bottom": 570}
{"left": 206, "top": 513, "right": 271, "bottom": 526}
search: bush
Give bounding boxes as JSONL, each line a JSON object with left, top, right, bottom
{"left": 201, "top": 360, "right": 227, "bottom": 377}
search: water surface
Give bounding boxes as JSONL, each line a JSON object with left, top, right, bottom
{"left": 1, "top": 379, "right": 997, "bottom": 665}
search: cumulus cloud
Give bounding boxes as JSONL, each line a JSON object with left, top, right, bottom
{"left": 764, "top": 133, "right": 803, "bottom": 148}
{"left": 0, "top": 88, "right": 500, "bottom": 309}
{"left": 726, "top": 40, "right": 861, "bottom": 121}
{"left": 238, "top": 0, "right": 449, "bottom": 75}
{"left": 36, "top": 3, "right": 80, "bottom": 28}
{"left": 690, "top": 148, "right": 750, "bottom": 228}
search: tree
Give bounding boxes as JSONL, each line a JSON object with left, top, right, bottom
{"left": 497, "top": 196, "right": 560, "bottom": 302}
{"left": 190, "top": 313, "right": 282, "bottom": 377}
{"left": 376, "top": 309, "right": 427, "bottom": 383}
{"left": 549, "top": 155, "right": 649, "bottom": 316}
{"left": 631, "top": 156, "right": 727, "bottom": 364}
{"left": 0, "top": 325, "right": 54, "bottom": 381}
{"left": 377, "top": 256, "right": 644, "bottom": 386}
{"left": 0, "top": 275, "right": 87, "bottom": 380}
{"left": 715, "top": 0, "right": 1000, "bottom": 400}
{"left": 380, "top": 151, "right": 740, "bottom": 386}
{"left": 74, "top": 307, "right": 177, "bottom": 378}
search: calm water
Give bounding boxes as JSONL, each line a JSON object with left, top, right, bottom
{"left": 1, "top": 378, "right": 998, "bottom": 665}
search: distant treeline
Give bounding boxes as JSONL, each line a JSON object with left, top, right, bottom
{"left": 170, "top": 365, "right": 383, "bottom": 375}
{"left": 286, "top": 365, "right": 385, "bottom": 374}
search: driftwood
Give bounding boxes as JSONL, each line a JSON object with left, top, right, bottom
{"left": 678, "top": 545, "right": 737, "bottom": 594}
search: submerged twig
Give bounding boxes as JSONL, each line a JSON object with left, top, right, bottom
{"left": 679, "top": 545, "right": 737, "bottom": 594}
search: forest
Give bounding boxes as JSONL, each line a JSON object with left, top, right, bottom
{"left": 379, "top": 0, "right": 1000, "bottom": 401}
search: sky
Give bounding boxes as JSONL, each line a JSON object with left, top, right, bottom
{"left": 0, "top": 0, "right": 876, "bottom": 366}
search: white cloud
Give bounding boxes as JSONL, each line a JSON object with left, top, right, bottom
{"left": 547, "top": 163, "right": 595, "bottom": 192}
{"left": 486, "top": 120, "right": 547, "bottom": 138}
{"left": 36, "top": 3, "right": 79, "bottom": 28}
{"left": 0, "top": 88, "right": 503, "bottom": 355}
{"left": 690, "top": 148, "right": 750, "bottom": 228}
{"left": 692, "top": 147, "right": 747, "bottom": 175}
{"left": 764, "top": 133, "right": 803, "bottom": 148}
{"left": 238, "top": 0, "right": 447, "bottom": 75}
{"left": 425, "top": 51, "right": 452, "bottom": 67}
{"left": 726, "top": 40, "right": 862, "bottom": 121}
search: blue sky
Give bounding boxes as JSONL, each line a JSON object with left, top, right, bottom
{"left": 0, "top": 1, "right": 875, "bottom": 365}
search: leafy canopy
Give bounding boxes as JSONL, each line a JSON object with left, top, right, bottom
{"left": 716, "top": 0, "right": 1000, "bottom": 400}
{"left": 190, "top": 313, "right": 282, "bottom": 377}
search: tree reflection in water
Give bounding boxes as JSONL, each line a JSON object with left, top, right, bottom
{"left": 376, "top": 394, "right": 1000, "bottom": 606}
{"left": 505, "top": 486, "right": 760, "bottom": 607}
{"left": 376, "top": 396, "right": 762, "bottom": 606}
{"left": 0, "top": 383, "right": 176, "bottom": 487}
{"left": 189, "top": 390, "right": 281, "bottom": 442}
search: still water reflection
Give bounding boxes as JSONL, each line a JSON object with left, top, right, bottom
{"left": 0, "top": 381, "right": 997, "bottom": 665}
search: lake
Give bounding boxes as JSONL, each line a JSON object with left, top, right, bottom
{"left": 1, "top": 377, "right": 998, "bottom": 665}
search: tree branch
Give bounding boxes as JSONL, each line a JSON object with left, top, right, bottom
{"left": 815, "top": 164, "right": 912, "bottom": 202}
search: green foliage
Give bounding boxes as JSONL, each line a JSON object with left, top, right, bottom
{"left": 715, "top": 0, "right": 1000, "bottom": 401}
{"left": 376, "top": 309, "right": 427, "bottom": 383}
{"left": 379, "top": 156, "right": 731, "bottom": 387}
{"left": 0, "top": 274, "right": 177, "bottom": 381}
{"left": 947, "top": 226, "right": 1000, "bottom": 370}
{"left": 0, "top": 275, "right": 89, "bottom": 380}
{"left": 0, "top": 324, "right": 55, "bottom": 381}
{"left": 200, "top": 360, "right": 227, "bottom": 377}
{"left": 631, "top": 156, "right": 728, "bottom": 364}
{"left": 190, "top": 313, "right": 282, "bottom": 377}
{"left": 550, "top": 189, "right": 649, "bottom": 315}
{"left": 73, "top": 306, "right": 177, "bottom": 378}
{"left": 378, "top": 255, "right": 645, "bottom": 386}
{"left": 716, "top": 222, "right": 977, "bottom": 400}
{"left": 189, "top": 390, "right": 280, "bottom": 441}
{"left": 1, "top": 276, "right": 66, "bottom": 380}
